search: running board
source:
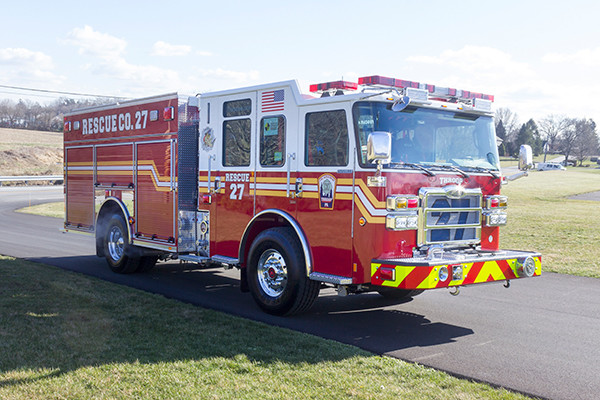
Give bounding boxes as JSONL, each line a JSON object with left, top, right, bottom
{"left": 309, "top": 272, "right": 353, "bottom": 285}
{"left": 179, "top": 254, "right": 210, "bottom": 263}
{"left": 211, "top": 255, "right": 239, "bottom": 268}
{"left": 178, "top": 254, "right": 239, "bottom": 268}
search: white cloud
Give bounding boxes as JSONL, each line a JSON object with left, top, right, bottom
{"left": 65, "top": 26, "right": 182, "bottom": 93}
{"left": 66, "top": 25, "right": 126, "bottom": 59}
{"left": 0, "top": 47, "right": 63, "bottom": 85}
{"left": 543, "top": 47, "right": 600, "bottom": 67}
{"left": 0, "top": 48, "right": 54, "bottom": 68}
{"left": 197, "top": 51, "right": 213, "bottom": 57}
{"left": 152, "top": 41, "right": 192, "bottom": 57}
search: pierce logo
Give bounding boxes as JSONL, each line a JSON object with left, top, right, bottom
{"left": 440, "top": 177, "right": 464, "bottom": 185}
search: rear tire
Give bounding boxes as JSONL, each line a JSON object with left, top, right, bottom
{"left": 103, "top": 215, "right": 139, "bottom": 274}
{"left": 247, "top": 227, "right": 320, "bottom": 316}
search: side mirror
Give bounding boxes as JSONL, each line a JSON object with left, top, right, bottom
{"left": 367, "top": 131, "right": 392, "bottom": 164}
{"left": 518, "top": 145, "right": 533, "bottom": 171}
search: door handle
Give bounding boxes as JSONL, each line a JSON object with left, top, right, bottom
{"left": 295, "top": 177, "right": 303, "bottom": 198}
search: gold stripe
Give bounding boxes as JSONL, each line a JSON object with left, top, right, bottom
{"left": 356, "top": 179, "right": 386, "bottom": 208}
{"left": 355, "top": 194, "right": 385, "bottom": 224}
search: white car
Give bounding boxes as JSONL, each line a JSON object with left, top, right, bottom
{"left": 537, "top": 162, "right": 566, "bottom": 171}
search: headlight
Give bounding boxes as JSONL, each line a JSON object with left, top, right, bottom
{"left": 483, "top": 210, "right": 507, "bottom": 227}
{"left": 438, "top": 266, "right": 449, "bottom": 281}
{"left": 386, "top": 213, "right": 419, "bottom": 230}
{"left": 516, "top": 256, "right": 536, "bottom": 277}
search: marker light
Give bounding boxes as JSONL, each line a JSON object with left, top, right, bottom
{"left": 378, "top": 267, "right": 396, "bottom": 281}
{"left": 163, "top": 106, "right": 175, "bottom": 121}
{"left": 386, "top": 195, "right": 419, "bottom": 211}
{"left": 485, "top": 195, "right": 508, "bottom": 209}
{"left": 309, "top": 80, "right": 358, "bottom": 92}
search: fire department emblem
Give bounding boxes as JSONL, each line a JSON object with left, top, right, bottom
{"left": 201, "top": 127, "right": 215, "bottom": 151}
{"left": 318, "top": 174, "right": 336, "bottom": 210}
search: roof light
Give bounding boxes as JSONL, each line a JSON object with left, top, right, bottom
{"left": 309, "top": 80, "right": 358, "bottom": 93}
{"left": 358, "top": 75, "right": 420, "bottom": 88}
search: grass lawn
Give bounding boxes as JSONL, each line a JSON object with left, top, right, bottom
{"left": 501, "top": 168, "right": 600, "bottom": 278}
{"left": 0, "top": 256, "right": 530, "bottom": 400}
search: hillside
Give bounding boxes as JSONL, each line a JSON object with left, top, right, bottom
{"left": 0, "top": 128, "right": 63, "bottom": 177}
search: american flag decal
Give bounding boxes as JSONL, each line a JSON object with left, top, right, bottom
{"left": 261, "top": 89, "right": 285, "bottom": 112}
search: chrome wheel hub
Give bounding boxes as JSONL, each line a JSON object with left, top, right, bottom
{"left": 257, "top": 249, "right": 287, "bottom": 298}
{"left": 107, "top": 226, "right": 125, "bottom": 262}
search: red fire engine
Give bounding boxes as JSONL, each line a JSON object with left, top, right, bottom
{"left": 63, "top": 75, "right": 541, "bottom": 315}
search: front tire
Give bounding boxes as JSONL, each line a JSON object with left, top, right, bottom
{"left": 103, "top": 215, "right": 139, "bottom": 274}
{"left": 247, "top": 227, "right": 320, "bottom": 316}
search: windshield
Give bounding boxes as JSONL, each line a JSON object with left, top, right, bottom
{"left": 352, "top": 101, "right": 500, "bottom": 171}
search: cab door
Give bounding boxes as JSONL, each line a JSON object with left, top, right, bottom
{"left": 294, "top": 106, "right": 354, "bottom": 278}
{"left": 212, "top": 95, "right": 256, "bottom": 258}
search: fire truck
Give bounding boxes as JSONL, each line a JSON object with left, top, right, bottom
{"left": 63, "top": 75, "right": 541, "bottom": 315}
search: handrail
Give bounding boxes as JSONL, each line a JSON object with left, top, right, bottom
{"left": 0, "top": 175, "right": 63, "bottom": 185}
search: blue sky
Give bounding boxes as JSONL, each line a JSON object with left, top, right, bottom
{"left": 2, "top": 0, "right": 600, "bottom": 125}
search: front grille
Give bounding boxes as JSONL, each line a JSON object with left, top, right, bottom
{"left": 418, "top": 187, "right": 482, "bottom": 247}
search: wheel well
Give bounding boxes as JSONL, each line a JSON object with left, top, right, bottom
{"left": 95, "top": 199, "right": 131, "bottom": 257}
{"left": 239, "top": 210, "right": 312, "bottom": 276}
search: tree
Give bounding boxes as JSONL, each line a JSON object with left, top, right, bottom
{"left": 537, "top": 114, "right": 571, "bottom": 162}
{"left": 495, "top": 119, "right": 507, "bottom": 156}
{"left": 557, "top": 118, "right": 577, "bottom": 164}
{"left": 495, "top": 108, "right": 520, "bottom": 157}
{"left": 571, "top": 118, "right": 599, "bottom": 166}
{"left": 515, "top": 119, "right": 542, "bottom": 156}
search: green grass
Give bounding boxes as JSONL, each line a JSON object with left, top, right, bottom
{"left": 501, "top": 169, "right": 600, "bottom": 278}
{"left": 0, "top": 256, "right": 530, "bottom": 400}
{"left": 15, "top": 202, "right": 64, "bottom": 219}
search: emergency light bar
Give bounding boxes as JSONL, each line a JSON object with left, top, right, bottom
{"left": 358, "top": 75, "right": 495, "bottom": 103}
{"left": 309, "top": 80, "right": 358, "bottom": 93}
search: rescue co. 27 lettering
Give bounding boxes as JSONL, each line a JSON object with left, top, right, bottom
{"left": 82, "top": 110, "right": 149, "bottom": 135}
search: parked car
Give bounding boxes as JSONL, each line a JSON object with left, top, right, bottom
{"left": 537, "top": 162, "right": 566, "bottom": 171}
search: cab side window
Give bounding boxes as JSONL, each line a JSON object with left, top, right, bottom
{"left": 305, "top": 110, "right": 348, "bottom": 166}
{"left": 260, "top": 116, "right": 285, "bottom": 167}
{"left": 223, "top": 99, "right": 252, "bottom": 167}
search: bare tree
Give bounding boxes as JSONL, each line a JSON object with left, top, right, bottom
{"left": 572, "top": 118, "right": 599, "bottom": 166}
{"left": 558, "top": 118, "right": 578, "bottom": 165}
{"left": 495, "top": 108, "right": 520, "bottom": 156}
{"left": 537, "top": 114, "right": 571, "bottom": 161}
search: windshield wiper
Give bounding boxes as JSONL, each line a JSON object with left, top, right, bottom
{"left": 389, "top": 162, "right": 436, "bottom": 177}
{"left": 463, "top": 166, "right": 500, "bottom": 179}
{"left": 428, "top": 163, "right": 470, "bottom": 179}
